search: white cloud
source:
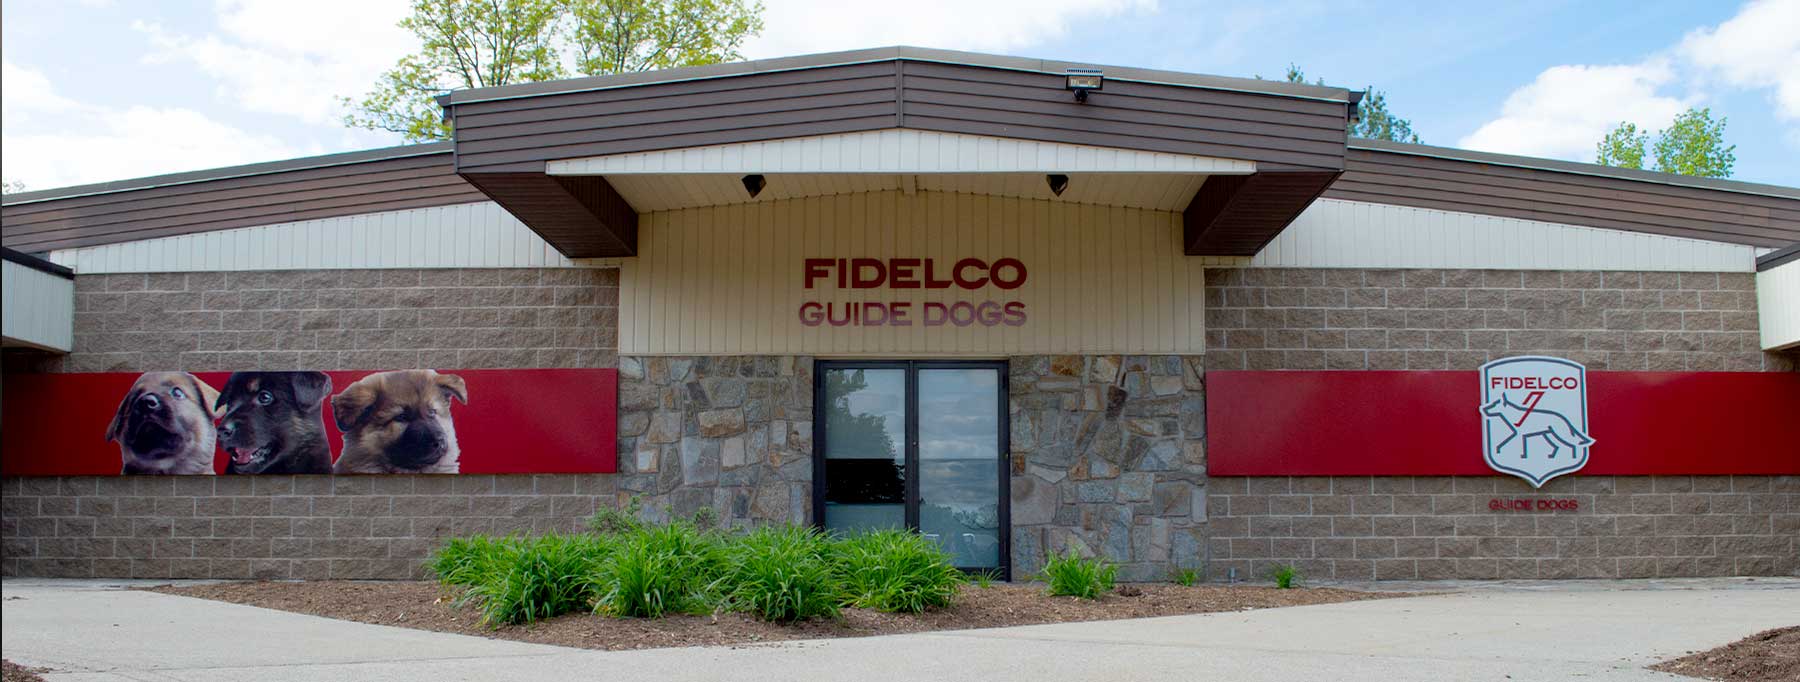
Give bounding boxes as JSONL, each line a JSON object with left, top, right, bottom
{"left": 1, "top": 60, "right": 308, "bottom": 189}
{"left": 1678, "top": 0, "right": 1800, "bottom": 121}
{"left": 136, "top": 0, "right": 413, "bottom": 126}
{"left": 742, "top": 0, "right": 1157, "bottom": 59}
{"left": 1460, "top": 0, "right": 1800, "bottom": 161}
{"left": 1458, "top": 61, "right": 1689, "bottom": 160}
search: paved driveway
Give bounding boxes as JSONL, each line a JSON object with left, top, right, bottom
{"left": 4, "top": 578, "right": 1796, "bottom": 681}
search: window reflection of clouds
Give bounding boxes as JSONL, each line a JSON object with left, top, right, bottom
{"left": 920, "top": 369, "right": 997, "bottom": 462}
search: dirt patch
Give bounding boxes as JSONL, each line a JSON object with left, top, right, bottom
{"left": 1651, "top": 626, "right": 1800, "bottom": 682}
{"left": 2, "top": 660, "right": 48, "bottom": 682}
{"left": 150, "top": 581, "right": 1397, "bottom": 651}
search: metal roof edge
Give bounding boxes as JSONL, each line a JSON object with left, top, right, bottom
{"left": 437, "top": 45, "right": 1354, "bottom": 107}
{"left": 1, "top": 143, "right": 454, "bottom": 206}
{"left": 1, "top": 246, "right": 74, "bottom": 279}
{"left": 1756, "top": 243, "right": 1800, "bottom": 271}
{"left": 1348, "top": 138, "right": 1800, "bottom": 201}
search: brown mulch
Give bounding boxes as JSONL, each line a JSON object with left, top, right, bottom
{"left": 1, "top": 660, "right": 48, "bottom": 682}
{"left": 1651, "top": 626, "right": 1800, "bottom": 682}
{"left": 149, "top": 581, "right": 1396, "bottom": 652}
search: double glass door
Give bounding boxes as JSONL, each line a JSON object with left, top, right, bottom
{"left": 814, "top": 360, "right": 1009, "bottom": 577}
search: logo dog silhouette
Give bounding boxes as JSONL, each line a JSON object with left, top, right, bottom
{"left": 1480, "top": 395, "right": 1594, "bottom": 460}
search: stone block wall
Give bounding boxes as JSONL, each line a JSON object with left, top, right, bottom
{"left": 54, "top": 267, "right": 619, "bottom": 372}
{"left": 1203, "top": 268, "right": 1792, "bottom": 372}
{"left": 1008, "top": 355, "right": 1208, "bottom": 581}
{"left": 1207, "top": 475, "right": 1799, "bottom": 581}
{"left": 612, "top": 356, "right": 813, "bottom": 527}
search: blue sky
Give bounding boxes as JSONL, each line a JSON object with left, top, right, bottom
{"left": 4, "top": 0, "right": 1798, "bottom": 191}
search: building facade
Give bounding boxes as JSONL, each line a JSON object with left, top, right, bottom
{"left": 3, "top": 47, "right": 1797, "bottom": 583}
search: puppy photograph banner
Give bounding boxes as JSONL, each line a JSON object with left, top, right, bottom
{"left": 1, "top": 368, "right": 618, "bottom": 476}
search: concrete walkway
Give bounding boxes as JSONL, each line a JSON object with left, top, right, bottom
{"left": 4, "top": 577, "right": 1796, "bottom": 681}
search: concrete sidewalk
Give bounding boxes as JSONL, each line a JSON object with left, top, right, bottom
{"left": 4, "top": 578, "right": 1796, "bottom": 681}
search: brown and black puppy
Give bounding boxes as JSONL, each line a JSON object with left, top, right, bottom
{"left": 105, "top": 372, "right": 221, "bottom": 475}
{"left": 330, "top": 369, "right": 468, "bottom": 474}
{"left": 215, "top": 371, "right": 334, "bottom": 475}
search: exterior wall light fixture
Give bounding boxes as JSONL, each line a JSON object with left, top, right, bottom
{"left": 1046, "top": 174, "right": 1070, "bottom": 196}
{"left": 1065, "top": 68, "right": 1103, "bottom": 102}
{"left": 741, "top": 174, "right": 766, "bottom": 198}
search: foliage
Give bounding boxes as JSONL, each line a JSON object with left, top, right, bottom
{"left": 567, "top": 0, "right": 762, "bottom": 75}
{"left": 832, "top": 529, "right": 963, "bottom": 613}
{"left": 1595, "top": 108, "right": 1735, "bottom": 178}
{"left": 1270, "top": 563, "right": 1302, "bottom": 589}
{"left": 590, "top": 521, "right": 725, "bottom": 618}
{"left": 444, "top": 534, "right": 614, "bottom": 626}
{"left": 1171, "top": 567, "right": 1200, "bottom": 587}
{"left": 1039, "top": 548, "right": 1117, "bottom": 599}
{"left": 426, "top": 534, "right": 514, "bottom": 586}
{"left": 969, "top": 570, "right": 998, "bottom": 589}
{"left": 1271, "top": 64, "right": 1421, "bottom": 144}
{"left": 586, "top": 495, "right": 646, "bottom": 535}
{"left": 721, "top": 525, "right": 841, "bottom": 621}
{"left": 1, "top": 179, "right": 25, "bottom": 194}
{"left": 344, "top": 0, "right": 763, "bottom": 141}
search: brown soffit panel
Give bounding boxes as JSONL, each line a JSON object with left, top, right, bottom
{"left": 1183, "top": 170, "right": 1340, "bottom": 257}
{"left": 459, "top": 172, "right": 637, "bottom": 258}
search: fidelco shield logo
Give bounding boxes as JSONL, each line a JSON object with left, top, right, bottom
{"left": 1478, "top": 356, "right": 1595, "bottom": 488}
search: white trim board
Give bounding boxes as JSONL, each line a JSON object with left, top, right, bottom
{"left": 547, "top": 129, "right": 1258, "bottom": 175}
{"left": 1194, "top": 199, "right": 1763, "bottom": 272}
{"left": 49, "top": 202, "right": 618, "bottom": 274}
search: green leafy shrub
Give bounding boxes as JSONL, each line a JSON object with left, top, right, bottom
{"left": 587, "top": 496, "right": 645, "bottom": 535}
{"left": 722, "top": 525, "right": 841, "bottom": 622}
{"left": 462, "top": 534, "right": 613, "bottom": 626}
{"left": 590, "top": 521, "right": 725, "bottom": 618}
{"left": 426, "top": 534, "right": 514, "bottom": 587}
{"left": 1172, "top": 567, "right": 1200, "bottom": 587}
{"left": 1271, "top": 563, "right": 1302, "bottom": 589}
{"left": 832, "top": 529, "right": 963, "bottom": 613}
{"left": 1039, "top": 548, "right": 1117, "bottom": 599}
{"left": 969, "top": 570, "right": 998, "bottom": 589}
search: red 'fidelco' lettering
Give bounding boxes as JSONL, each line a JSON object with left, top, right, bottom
{"left": 803, "top": 257, "right": 1026, "bottom": 290}
{"left": 1489, "top": 376, "right": 1580, "bottom": 390}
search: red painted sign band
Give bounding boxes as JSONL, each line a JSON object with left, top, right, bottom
{"left": 1, "top": 368, "right": 618, "bottom": 476}
{"left": 1207, "top": 370, "right": 1800, "bottom": 476}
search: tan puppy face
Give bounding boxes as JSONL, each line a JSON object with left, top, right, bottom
{"left": 331, "top": 370, "right": 467, "bottom": 472}
{"left": 106, "top": 372, "right": 220, "bottom": 474}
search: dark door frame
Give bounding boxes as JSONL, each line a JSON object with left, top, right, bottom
{"left": 812, "top": 359, "right": 1012, "bottom": 580}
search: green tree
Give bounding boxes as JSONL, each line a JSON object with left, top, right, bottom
{"left": 1594, "top": 108, "right": 1735, "bottom": 178}
{"left": 1271, "top": 65, "right": 1421, "bottom": 144}
{"left": 344, "top": 0, "right": 764, "bottom": 142}
{"left": 567, "top": 0, "right": 762, "bottom": 75}
{"left": 1, "top": 179, "right": 25, "bottom": 194}
{"left": 1594, "top": 121, "right": 1648, "bottom": 169}
{"left": 344, "top": 0, "right": 564, "bottom": 141}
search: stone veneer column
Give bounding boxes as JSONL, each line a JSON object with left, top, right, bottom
{"left": 613, "top": 356, "right": 814, "bottom": 527}
{"left": 1008, "top": 355, "right": 1208, "bottom": 581}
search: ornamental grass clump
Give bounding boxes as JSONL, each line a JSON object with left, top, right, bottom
{"left": 1039, "top": 548, "right": 1117, "bottom": 599}
{"left": 458, "top": 534, "right": 614, "bottom": 627}
{"left": 590, "top": 521, "right": 726, "bottom": 618}
{"left": 832, "top": 529, "right": 964, "bottom": 613}
{"left": 722, "top": 525, "right": 841, "bottom": 622}
{"left": 1271, "top": 563, "right": 1302, "bottom": 589}
{"left": 426, "top": 534, "right": 513, "bottom": 587}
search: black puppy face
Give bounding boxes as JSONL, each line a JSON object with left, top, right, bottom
{"left": 215, "top": 371, "right": 332, "bottom": 474}
{"left": 106, "top": 372, "right": 219, "bottom": 460}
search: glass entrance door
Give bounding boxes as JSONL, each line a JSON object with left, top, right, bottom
{"left": 816, "top": 361, "right": 1009, "bottom": 577}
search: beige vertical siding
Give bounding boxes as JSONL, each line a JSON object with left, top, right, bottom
{"left": 620, "top": 190, "right": 1203, "bottom": 356}
{"left": 1756, "top": 258, "right": 1800, "bottom": 351}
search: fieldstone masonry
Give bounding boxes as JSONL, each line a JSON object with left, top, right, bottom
{"left": 612, "top": 355, "right": 814, "bottom": 527}
{"left": 1008, "top": 355, "right": 1208, "bottom": 581}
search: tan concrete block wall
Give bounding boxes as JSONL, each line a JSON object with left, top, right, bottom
{"left": 1207, "top": 475, "right": 1800, "bottom": 581}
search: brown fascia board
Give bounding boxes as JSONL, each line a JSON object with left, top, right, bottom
{"left": 459, "top": 171, "right": 638, "bottom": 258}
{"left": 1349, "top": 138, "right": 1800, "bottom": 201}
{"left": 1183, "top": 170, "right": 1341, "bottom": 257}
{"left": 1, "top": 143, "right": 455, "bottom": 206}
{"left": 437, "top": 46, "right": 1355, "bottom": 108}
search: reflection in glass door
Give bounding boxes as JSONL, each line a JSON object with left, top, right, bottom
{"left": 815, "top": 361, "right": 1009, "bottom": 577}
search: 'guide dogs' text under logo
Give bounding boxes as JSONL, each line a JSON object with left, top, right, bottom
{"left": 1478, "top": 356, "right": 1594, "bottom": 488}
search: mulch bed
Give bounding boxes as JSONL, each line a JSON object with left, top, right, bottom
{"left": 1, "top": 660, "right": 48, "bottom": 682}
{"left": 1650, "top": 626, "right": 1800, "bottom": 682}
{"left": 149, "top": 581, "right": 1395, "bottom": 652}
